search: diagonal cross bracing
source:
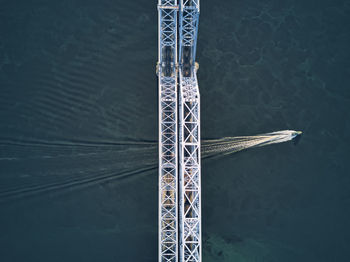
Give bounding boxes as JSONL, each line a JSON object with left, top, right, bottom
{"left": 179, "top": 72, "right": 201, "bottom": 262}
{"left": 179, "top": 0, "right": 200, "bottom": 77}
{"left": 158, "top": 1, "right": 179, "bottom": 262}
{"left": 178, "top": 1, "right": 201, "bottom": 261}
{"left": 158, "top": 0, "right": 200, "bottom": 261}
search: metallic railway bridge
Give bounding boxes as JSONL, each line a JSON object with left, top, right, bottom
{"left": 157, "top": 0, "right": 201, "bottom": 261}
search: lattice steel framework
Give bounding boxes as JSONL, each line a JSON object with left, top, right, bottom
{"left": 179, "top": 0, "right": 200, "bottom": 76}
{"left": 179, "top": 1, "right": 201, "bottom": 262}
{"left": 158, "top": 1, "right": 200, "bottom": 261}
{"left": 179, "top": 73, "right": 201, "bottom": 262}
{"left": 158, "top": 1, "right": 179, "bottom": 262}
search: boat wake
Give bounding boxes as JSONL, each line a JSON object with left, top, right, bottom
{"left": 202, "top": 130, "right": 302, "bottom": 158}
{"left": 0, "top": 130, "right": 301, "bottom": 202}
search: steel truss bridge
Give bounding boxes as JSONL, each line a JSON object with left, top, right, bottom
{"left": 157, "top": 0, "right": 201, "bottom": 261}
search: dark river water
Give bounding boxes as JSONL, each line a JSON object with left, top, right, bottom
{"left": 1, "top": 0, "right": 349, "bottom": 261}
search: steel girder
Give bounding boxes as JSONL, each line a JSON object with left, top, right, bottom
{"left": 158, "top": 0, "right": 201, "bottom": 261}
{"left": 179, "top": 1, "right": 201, "bottom": 262}
{"left": 179, "top": 0, "right": 200, "bottom": 76}
{"left": 158, "top": 1, "right": 179, "bottom": 262}
{"left": 179, "top": 73, "right": 201, "bottom": 262}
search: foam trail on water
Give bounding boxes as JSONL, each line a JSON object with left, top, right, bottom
{"left": 202, "top": 130, "right": 302, "bottom": 158}
{"left": 0, "top": 130, "right": 301, "bottom": 202}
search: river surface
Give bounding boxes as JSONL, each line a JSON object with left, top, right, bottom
{"left": 0, "top": 0, "right": 349, "bottom": 261}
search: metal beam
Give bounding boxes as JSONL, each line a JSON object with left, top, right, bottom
{"left": 178, "top": 1, "right": 201, "bottom": 262}
{"left": 158, "top": 1, "right": 179, "bottom": 262}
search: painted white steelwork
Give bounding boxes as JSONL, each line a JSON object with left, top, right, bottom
{"left": 158, "top": 0, "right": 200, "bottom": 261}
{"left": 158, "top": 1, "right": 179, "bottom": 262}
{"left": 179, "top": 71, "right": 201, "bottom": 262}
{"left": 179, "top": 1, "right": 201, "bottom": 262}
{"left": 157, "top": 1, "right": 299, "bottom": 261}
{"left": 179, "top": 0, "right": 200, "bottom": 76}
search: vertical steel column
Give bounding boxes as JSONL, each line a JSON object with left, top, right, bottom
{"left": 178, "top": 1, "right": 201, "bottom": 262}
{"left": 158, "top": 1, "right": 179, "bottom": 262}
{"left": 179, "top": 0, "right": 200, "bottom": 77}
{"left": 179, "top": 73, "right": 201, "bottom": 262}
